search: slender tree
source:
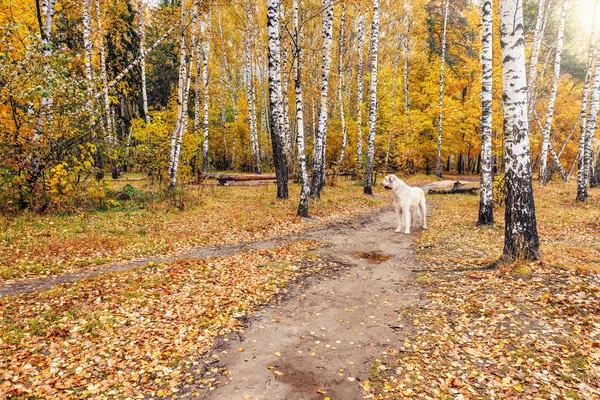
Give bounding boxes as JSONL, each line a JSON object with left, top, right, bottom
{"left": 477, "top": 0, "right": 493, "bottom": 225}
{"left": 582, "top": 46, "right": 600, "bottom": 193}
{"left": 435, "top": 0, "right": 450, "bottom": 178}
{"left": 245, "top": 0, "right": 261, "bottom": 173}
{"left": 527, "top": 0, "right": 547, "bottom": 107}
{"left": 539, "top": 0, "right": 568, "bottom": 185}
{"left": 138, "top": 0, "right": 150, "bottom": 123}
{"left": 34, "top": 0, "right": 56, "bottom": 147}
{"left": 364, "top": 0, "right": 380, "bottom": 195}
{"left": 356, "top": 11, "right": 366, "bottom": 171}
{"left": 336, "top": 4, "right": 348, "bottom": 175}
{"left": 577, "top": 0, "right": 599, "bottom": 201}
{"left": 499, "top": 0, "right": 540, "bottom": 260}
{"left": 201, "top": 16, "right": 210, "bottom": 173}
{"left": 267, "top": 0, "right": 289, "bottom": 199}
{"left": 309, "top": 0, "right": 334, "bottom": 198}
{"left": 293, "top": 0, "right": 310, "bottom": 217}
{"left": 96, "top": 0, "right": 113, "bottom": 137}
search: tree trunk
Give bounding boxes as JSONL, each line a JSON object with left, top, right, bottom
{"left": 138, "top": 0, "right": 150, "bottom": 123}
{"left": 435, "top": 0, "right": 450, "bottom": 178}
{"left": 336, "top": 5, "right": 348, "bottom": 176}
{"left": 403, "top": 17, "right": 411, "bottom": 115}
{"left": 218, "top": 17, "right": 238, "bottom": 123}
{"left": 96, "top": 0, "right": 114, "bottom": 137}
{"left": 364, "top": 0, "right": 380, "bottom": 195}
{"left": 478, "top": 0, "right": 494, "bottom": 225}
{"left": 245, "top": 0, "right": 261, "bottom": 174}
{"left": 293, "top": 0, "right": 310, "bottom": 216}
{"left": 581, "top": 46, "right": 600, "bottom": 196}
{"left": 500, "top": 0, "right": 540, "bottom": 261}
{"left": 539, "top": 0, "right": 568, "bottom": 185}
{"left": 576, "top": 0, "right": 599, "bottom": 200}
{"left": 309, "top": 0, "right": 334, "bottom": 199}
{"left": 356, "top": 10, "right": 366, "bottom": 171}
{"left": 168, "top": 0, "right": 194, "bottom": 189}
{"left": 527, "top": 0, "right": 547, "bottom": 107}
{"left": 201, "top": 16, "right": 210, "bottom": 173}
{"left": 267, "top": 0, "right": 289, "bottom": 199}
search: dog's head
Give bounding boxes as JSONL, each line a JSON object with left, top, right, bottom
{"left": 380, "top": 174, "right": 398, "bottom": 190}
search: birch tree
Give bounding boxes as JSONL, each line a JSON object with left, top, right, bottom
{"left": 168, "top": 0, "right": 196, "bottom": 188}
{"left": 436, "top": 0, "right": 450, "bottom": 178}
{"left": 363, "top": 0, "right": 380, "bottom": 195}
{"left": 267, "top": 0, "right": 289, "bottom": 199}
{"left": 293, "top": 0, "right": 310, "bottom": 217}
{"left": 96, "top": 0, "right": 113, "bottom": 136}
{"left": 245, "top": 0, "right": 261, "bottom": 173}
{"left": 34, "top": 0, "right": 57, "bottom": 148}
{"left": 477, "top": 0, "right": 493, "bottom": 225}
{"left": 500, "top": 0, "right": 540, "bottom": 260}
{"left": 356, "top": 11, "right": 366, "bottom": 171}
{"left": 580, "top": 46, "right": 600, "bottom": 198}
{"left": 138, "top": 0, "right": 150, "bottom": 123}
{"left": 309, "top": 0, "right": 334, "bottom": 199}
{"left": 336, "top": 4, "right": 348, "bottom": 175}
{"left": 539, "top": 0, "right": 568, "bottom": 185}
{"left": 200, "top": 16, "right": 210, "bottom": 173}
{"left": 527, "top": 0, "right": 547, "bottom": 107}
{"left": 577, "top": 1, "right": 599, "bottom": 201}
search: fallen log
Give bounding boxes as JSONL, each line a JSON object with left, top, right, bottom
{"left": 427, "top": 181, "right": 479, "bottom": 195}
{"left": 200, "top": 173, "right": 277, "bottom": 185}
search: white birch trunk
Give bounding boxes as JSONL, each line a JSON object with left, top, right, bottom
{"left": 364, "top": 0, "right": 380, "bottom": 195}
{"left": 138, "top": 0, "right": 150, "bottom": 123}
{"left": 582, "top": 46, "right": 600, "bottom": 196}
{"left": 82, "top": 0, "right": 93, "bottom": 99}
{"left": 403, "top": 28, "right": 410, "bottom": 115}
{"left": 527, "top": 0, "right": 546, "bottom": 105}
{"left": 169, "top": 0, "right": 190, "bottom": 188}
{"left": 245, "top": 0, "right": 261, "bottom": 173}
{"left": 267, "top": 0, "right": 289, "bottom": 199}
{"left": 336, "top": 4, "right": 348, "bottom": 174}
{"left": 577, "top": 8, "right": 599, "bottom": 200}
{"left": 356, "top": 12, "right": 366, "bottom": 171}
{"left": 201, "top": 16, "right": 210, "bottom": 173}
{"left": 279, "top": 3, "right": 292, "bottom": 156}
{"left": 539, "top": 0, "right": 568, "bottom": 185}
{"left": 478, "top": 0, "right": 493, "bottom": 225}
{"left": 500, "top": 0, "right": 540, "bottom": 260}
{"left": 309, "top": 0, "right": 334, "bottom": 198}
{"left": 35, "top": 0, "right": 56, "bottom": 144}
{"left": 218, "top": 17, "right": 238, "bottom": 122}
{"left": 293, "top": 0, "right": 310, "bottom": 216}
{"left": 436, "top": 0, "right": 450, "bottom": 178}
{"left": 96, "top": 0, "right": 114, "bottom": 138}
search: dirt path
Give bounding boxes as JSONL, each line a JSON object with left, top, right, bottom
{"left": 0, "top": 213, "right": 385, "bottom": 297}
{"left": 178, "top": 208, "right": 424, "bottom": 400}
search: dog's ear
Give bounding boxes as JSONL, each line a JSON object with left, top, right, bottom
{"left": 390, "top": 175, "right": 398, "bottom": 190}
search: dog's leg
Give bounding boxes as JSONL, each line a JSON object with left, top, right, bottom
{"left": 403, "top": 206, "right": 411, "bottom": 234}
{"left": 394, "top": 202, "right": 402, "bottom": 233}
{"left": 421, "top": 197, "right": 427, "bottom": 229}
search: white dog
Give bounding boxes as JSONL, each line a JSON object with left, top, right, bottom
{"left": 380, "top": 174, "right": 427, "bottom": 234}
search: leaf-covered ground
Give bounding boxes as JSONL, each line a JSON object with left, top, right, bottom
{"left": 365, "top": 183, "right": 600, "bottom": 399}
{"left": 0, "top": 240, "right": 341, "bottom": 398}
{"left": 0, "top": 182, "right": 383, "bottom": 280}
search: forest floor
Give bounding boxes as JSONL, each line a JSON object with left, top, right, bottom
{"left": 1, "top": 178, "right": 598, "bottom": 399}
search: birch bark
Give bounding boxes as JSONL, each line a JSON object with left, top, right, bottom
{"left": 539, "top": 0, "right": 568, "bottom": 185}
{"left": 293, "top": 0, "right": 310, "bottom": 217}
{"left": 581, "top": 46, "right": 600, "bottom": 196}
{"left": 309, "top": 0, "right": 334, "bottom": 198}
{"left": 138, "top": 0, "right": 150, "bottom": 123}
{"left": 577, "top": 0, "right": 599, "bottom": 201}
{"left": 356, "top": 12, "right": 366, "bottom": 171}
{"left": 500, "top": 0, "right": 540, "bottom": 260}
{"left": 96, "top": 0, "right": 113, "bottom": 137}
{"left": 336, "top": 4, "right": 348, "bottom": 175}
{"left": 245, "top": 0, "right": 261, "bottom": 173}
{"left": 436, "top": 0, "right": 450, "bottom": 178}
{"left": 267, "top": 0, "right": 289, "bottom": 199}
{"left": 201, "top": 16, "right": 210, "bottom": 173}
{"left": 477, "top": 0, "right": 493, "bottom": 225}
{"left": 363, "top": 0, "right": 380, "bottom": 195}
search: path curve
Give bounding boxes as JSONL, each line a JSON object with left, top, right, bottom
{"left": 178, "top": 209, "right": 424, "bottom": 400}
